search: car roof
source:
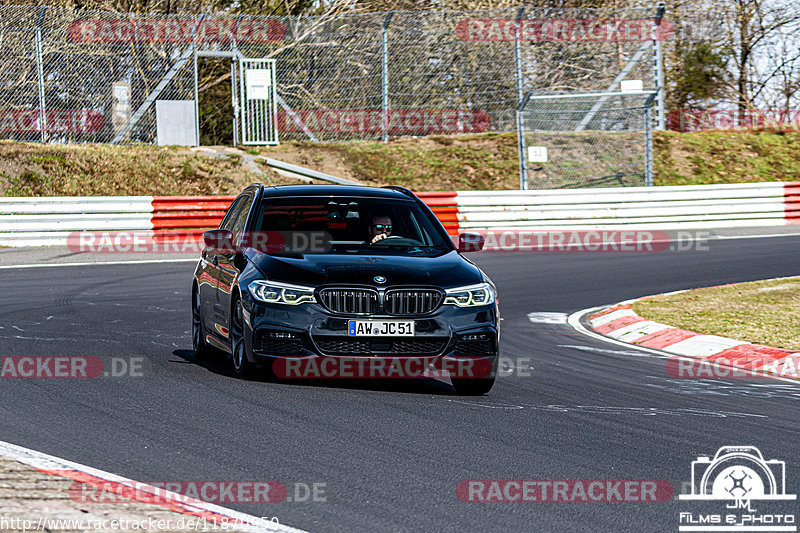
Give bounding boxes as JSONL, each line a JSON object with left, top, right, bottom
{"left": 260, "top": 184, "right": 413, "bottom": 199}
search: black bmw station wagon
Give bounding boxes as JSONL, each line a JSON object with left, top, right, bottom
{"left": 191, "top": 184, "right": 499, "bottom": 395}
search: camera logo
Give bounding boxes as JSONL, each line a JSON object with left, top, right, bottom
{"left": 679, "top": 446, "right": 796, "bottom": 533}
{"left": 681, "top": 446, "right": 794, "bottom": 501}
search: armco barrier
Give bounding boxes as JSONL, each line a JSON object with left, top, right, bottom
{"left": 0, "top": 191, "right": 459, "bottom": 246}
{"left": 151, "top": 196, "right": 236, "bottom": 242}
{"left": 1, "top": 183, "right": 798, "bottom": 247}
{"left": 149, "top": 193, "right": 459, "bottom": 240}
{"left": 416, "top": 192, "right": 459, "bottom": 235}
{"left": 455, "top": 182, "right": 800, "bottom": 230}
{"left": 0, "top": 196, "right": 154, "bottom": 247}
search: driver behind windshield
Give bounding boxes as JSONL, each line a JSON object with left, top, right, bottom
{"left": 369, "top": 215, "right": 393, "bottom": 244}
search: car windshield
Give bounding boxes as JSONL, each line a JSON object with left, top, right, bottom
{"left": 250, "top": 195, "right": 452, "bottom": 254}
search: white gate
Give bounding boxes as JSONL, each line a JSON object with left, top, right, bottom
{"left": 237, "top": 58, "right": 278, "bottom": 145}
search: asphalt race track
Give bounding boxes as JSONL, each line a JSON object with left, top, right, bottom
{"left": 1, "top": 235, "right": 800, "bottom": 532}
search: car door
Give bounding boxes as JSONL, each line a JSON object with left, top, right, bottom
{"left": 215, "top": 190, "right": 256, "bottom": 337}
{"left": 202, "top": 195, "right": 246, "bottom": 340}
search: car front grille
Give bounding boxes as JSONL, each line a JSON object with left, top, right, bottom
{"left": 318, "top": 287, "right": 443, "bottom": 316}
{"left": 385, "top": 289, "right": 443, "bottom": 315}
{"left": 318, "top": 288, "right": 378, "bottom": 315}
{"left": 313, "top": 336, "right": 448, "bottom": 356}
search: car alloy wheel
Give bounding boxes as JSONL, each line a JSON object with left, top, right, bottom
{"left": 230, "top": 296, "right": 253, "bottom": 376}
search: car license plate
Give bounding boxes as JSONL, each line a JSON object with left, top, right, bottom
{"left": 348, "top": 320, "right": 414, "bottom": 337}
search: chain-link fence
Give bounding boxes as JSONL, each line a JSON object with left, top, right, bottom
{"left": 518, "top": 91, "right": 657, "bottom": 189}
{"left": 0, "top": 4, "right": 666, "bottom": 148}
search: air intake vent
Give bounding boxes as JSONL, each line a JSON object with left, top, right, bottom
{"left": 313, "top": 336, "right": 448, "bottom": 356}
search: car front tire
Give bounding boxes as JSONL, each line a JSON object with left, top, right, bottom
{"left": 192, "top": 288, "right": 216, "bottom": 361}
{"left": 230, "top": 296, "right": 255, "bottom": 377}
{"left": 450, "top": 356, "right": 498, "bottom": 396}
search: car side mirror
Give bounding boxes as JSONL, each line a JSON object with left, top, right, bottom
{"left": 457, "top": 232, "right": 485, "bottom": 252}
{"left": 203, "top": 229, "right": 239, "bottom": 255}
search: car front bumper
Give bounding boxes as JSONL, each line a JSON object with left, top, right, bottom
{"left": 241, "top": 295, "right": 499, "bottom": 375}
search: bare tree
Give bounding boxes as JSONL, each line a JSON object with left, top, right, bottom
{"left": 718, "top": 0, "right": 800, "bottom": 114}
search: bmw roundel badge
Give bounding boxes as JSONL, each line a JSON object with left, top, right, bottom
{"left": 374, "top": 275, "right": 386, "bottom": 284}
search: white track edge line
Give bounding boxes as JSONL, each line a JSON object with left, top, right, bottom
{"left": 0, "top": 258, "right": 197, "bottom": 269}
{"left": 566, "top": 306, "right": 800, "bottom": 385}
{"left": 0, "top": 440, "right": 309, "bottom": 533}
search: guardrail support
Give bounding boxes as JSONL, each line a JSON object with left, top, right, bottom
{"left": 259, "top": 157, "right": 358, "bottom": 185}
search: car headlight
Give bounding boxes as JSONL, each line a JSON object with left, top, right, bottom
{"left": 443, "top": 282, "right": 496, "bottom": 307}
{"left": 248, "top": 280, "right": 316, "bottom": 305}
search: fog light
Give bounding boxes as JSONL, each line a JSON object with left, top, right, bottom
{"left": 462, "top": 333, "right": 488, "bottom": 341}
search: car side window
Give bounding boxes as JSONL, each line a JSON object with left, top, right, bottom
{"left": 231, "top": 193, "right": 255, "bottom": 235}
{"left": 219, "top": 197, "right": 245, "bottom": 231}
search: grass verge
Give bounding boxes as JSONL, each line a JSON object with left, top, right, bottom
{"left": 1, "top": 130, "right": 799, "bottom": 196}
{"left": 631, "top": 276, "right": 800, "bottom": 351}
{"left": 653, "top": 131, "right": 800, "bottom": 185}
{"left": 247, "top": 133, "right": 520, "bottom": 190}
{"left": 0, "top": 142, "right": 290, "bottom": 196}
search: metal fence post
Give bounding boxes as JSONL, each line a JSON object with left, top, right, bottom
{"left": 517, "top": 110, "right": 527, "bottom": 190}
{"left": 645, "top": 105, "right": 653, "bottom": 186}
{"left": 381, "top": 11, "right": 394, "bottom": 143}
{"left": 34, "top": 6, "right": 47, "bottom": 143}
{"left": 193, "top": 47, "right": 200, "bottom": 147}
{"left": 514, "top": 6, "right": 524, "bottom": 108}
{"left": 231, "top": 16, "right": 242, "bottom": 147}
{"left": 653, "top": 3, "right": 666, "bottom": 130}
{"left": 193, "top": 14, "right": 205, "bottom": 147}
{"left": 514, "top": 7, "right": 526, "bottom": 190}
